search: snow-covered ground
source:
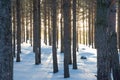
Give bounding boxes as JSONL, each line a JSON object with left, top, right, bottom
{"left": 14, "top": 42, "right": 97, "bottom": 80}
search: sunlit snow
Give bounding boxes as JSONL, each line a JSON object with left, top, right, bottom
{"left": 14, "top": 41, "right": 97, "bottom": 80}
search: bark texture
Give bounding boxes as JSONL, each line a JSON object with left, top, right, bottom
{"left": 0, "top": 0, "right": 13, "bottom": 79}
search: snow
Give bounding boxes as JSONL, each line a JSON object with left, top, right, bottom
{"left": 14, "top": 42, "right": 97, "bottom": 80}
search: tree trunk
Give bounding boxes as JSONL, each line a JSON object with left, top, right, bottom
{"left": 16, "top": 0, "right": 21, "bottom": 62}
{"left": 60, "top": 0, "right": 64, "bottom": 53}
{"left": 95, "top": 0, "right": 111, "bottom": 80}
{"left": 72, "top": 0, "right": 77, "bottom": 69}
{"left": 95, "top": 0, "right": 120, "bottom": 80}
{"left": 25, "top": 1, "right": 29, "bottom": 43}
{"left": 51, "top": 0, "right": 59, "bottom": 73}
{"left": 44, "top": 0, "right": 47, "bottom": 45}
{"left": 63, "top": 0, "right": 70, "bottom": 78}
{"left": 48, "top": 5, "right": 52, "bottom": 46}
{"left": 118, "top": 0, "right": 120, "bottom": 51}
{"left": 88, "top": 1, "right": 91, "bottom": 47}
{"left": 0, "top": 0, "right": 13, "bottom": 79}
{"left": 68, "top": 0, "right": 72, "bottom": 64}
{"left": 91, "top": 4, "right": 94, "bottom": 48}
{"left": 82, "top": 2, "right": 85, "bottom": 44}
{"left": 107, "top": 0, "right": 120, "bottom": 79}
{"left": 30, "top": 0, "right": 33, "bottom": 46}
{"left": 21, "top": 1, "right": 25, "bottom": 43}
{"left": 33, "top": 0, "right": 41, "bottom": 65}
{"left": 12, "top": 0, "right": 16, "bottom": 57}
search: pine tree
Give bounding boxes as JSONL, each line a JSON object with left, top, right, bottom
{"left": 16, "top": 0, "right": 21, "bottom": 62}
{"left": 95, "top": 0, "right": 120, "bottom": 80}
{"left": 33, "top": 0, "right": 41, "bottom": 65}
{"left": 0, "top": 0, "right": 13, "bottom": 79}
{"left": 72, "top": 0, "right": 77, "bottom": 69}
{"left": 63, "top": 0, "right": 70, "bottom": 78}
{"left": 51, "top": 0, "right": 59, "bottom": 73}
{"left": 107, "top": 0, "right": 120, "bottom": 79}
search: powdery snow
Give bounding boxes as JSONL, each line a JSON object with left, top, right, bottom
{"left": 14, "top": 42, "right": 97, "bottom": 80}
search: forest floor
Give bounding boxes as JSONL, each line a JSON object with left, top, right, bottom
{"left": 14, "top": 41, "right": 97, "bottom": 80}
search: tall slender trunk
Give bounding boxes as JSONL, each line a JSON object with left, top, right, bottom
{"left": 63, "top": 0, "right": 70, "bottom": 78}
{"left": 72, "top": 0, "right": 77, "bottom": 69}
{"left": 51, "top": 0, "right": 59, "bottom": 73}
{"left": 44, "top": 0, "right": 47, "bottom": 45}
{"left": 68, "top": 0, "right": 72, "bottom": 64}
{"left": 33, "top": 0, "right": 41, "bottom": 64}
{"left": 21, "top": 1, "right": 25, "bottom": 43}
{"left": 48, "top": 5, "right": 52, "bottom": 46}
{"left": 118, "top": 0, "right": 120, "bottom": 51}
{"left": 88, "top": 1, "right": 91, "bottom": 47}
{"left": 91, "top": 4, "right": 94, "bottom": 48}
{"left": 30, "top": 0, "right": 33, "bottom": 46}
{"left": 12, "top": 1, "right": 16, "bottom": 57}
{"left": 60, "top": 0, "right": 64, "bottom": 53}
{"left": 82, "top": 2, "right": 85, "bottom": 44}
{"left": 16, "top": 0, "right": 21, "bottom": 62}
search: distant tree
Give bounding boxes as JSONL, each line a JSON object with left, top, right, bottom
{"left": 21, "top": 0, "right": 25, "bottom": 43}
{"left": 44, "top": 0, "right": 47, "bottom": 45}
{"left": 16, "top": 0, "right": 21, "bottom": 62}
{"left": 25, "top": 1, "right": 29, "bottom": 43}
{"left": 29, "top": 0, "right": 33, "bottom": 46}
{"left": 91, "top": 2, "right": 95, "bottom": 48}
{"left": 48, "top": 1, "right": 52, "bottom": 46}
{"left": 88, "top": 1, "right": 91, "bottom": 47}
{"left": 60, "top": 0, "right": 64, "bottom": 53}
{"left": 12, "top": 0, "right": 16, "bottom": 57}
{"left": 82, "top": 1, "right": 85, "bottom": 45}
{"left": 0, "top": 0, "right": 13, "bottom": 79}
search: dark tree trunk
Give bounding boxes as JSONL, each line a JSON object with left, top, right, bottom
{"left": 30, "top": 0, "right": 33, "bottom": 46}
{"left": 68, "top": 2, "right": 72, "bottom": 64}
{"left": 95, "top": 0, "right": 120, "bottom": 80}
{"left": 72, "top": 0, "right": 77, "bottom": 69}
{"left": 91, "top": 4, "right": 94, "bottom": 48}
{"left": 33, "top": 0, "right": 41, "bottom": 65}
{"left": 63, "top": 0, "right": 70, "bottom": 78}
{"left": 16, "top": 0, "right": 21, "bottom": 62}
{"left": 33, "top": 0, "right": 37, "bottom": 52}
{"left": 56, "top": 15, "right": 59, "bottom": 48}
{"left": 51, "top": 0, "right": 59, "bottom": 73}
{"left": 37, "top": 0, "right": 41, "bottom": 64}
{"left": 48, "top": 5, "right": 52, "bottom": 46}
{"left": 60, "top": 0, "right": 64, "bottom": 53}
{"left": 107, "top": 0, "right": 120, "bottom": 79}
{"left": 21, "top": 1, "right": 25, "bottom": 43}
{"left": 0, "top": 0, "right": 13, "bottom": 79}
{"left": 95, "top": 0, "right": 111, "bottom": 80}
